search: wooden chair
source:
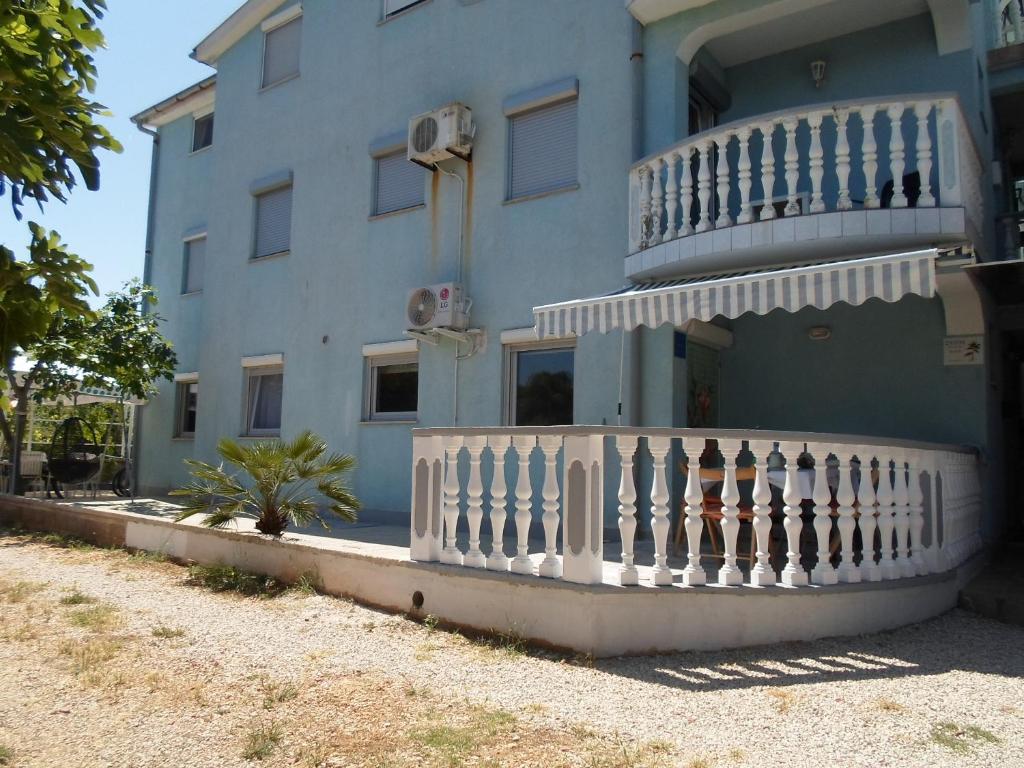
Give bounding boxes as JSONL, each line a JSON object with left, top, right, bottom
{"left": 673, "top": 463, "right": 760, "bottom": 563}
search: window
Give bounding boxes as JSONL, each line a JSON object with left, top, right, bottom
{"left": 365, "top": 353, "right": 418, "bottom": 421}
{"left": 182, "top": 236, "right": 205, "bottom": 294}
{"left": 253, "top": 185, "right": 292, "bottom": 259}
{"left": 175, "top": 381, "right": 198, "bottom": 437}
{"left": 261, "top": 15, "right": 301, "bottom": 88}
{"left": 245, "top": 367, "right": 284, "bottom": 435}
{"left": 384, "top": 0, "right": 427, "bottom": 17}
{"left": 192, "top": 113, "right": 214, "bottom": 152}
{"left": 508, "top": 98, "right": 577, "bottom": 200}
{"left": 505, "top": 342, "right": 574, "bottom": 426}
{"left": 373, "top": 151, "right": 425, "bottom": 215}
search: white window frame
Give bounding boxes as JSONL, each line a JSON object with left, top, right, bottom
{"left": 243, "top": 364, "right": 284, "bottom": 437}
{"left": 191, "top": 110, "right": 214, "bottom": 153}
{"left": 506, "top": 93, "right": 579, "bottom": 202}
{"left": 260, "top": 6, "right": 302, "bottom": 90}
{"left": 363, "top": 344, "right": 419, "bottom": 422}
{"left": 502, "top": 337, "right": 576, "bottom": 427}
{"left": 174, "top": 379, "right": 199, "bottom": 438}
{"left": 182, "top": 233, "right": 206, "bottom": 294}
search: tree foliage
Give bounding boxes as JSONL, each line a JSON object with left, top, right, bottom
{"left": 0, "top": 0, "right": 121, "bottom": 216}
{"left": 172, "top": 432, "right": 361, "bottom": 537}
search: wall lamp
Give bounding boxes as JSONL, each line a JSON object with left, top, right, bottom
{"left": 811, "top": 60, "right": 827, "bottom": 89}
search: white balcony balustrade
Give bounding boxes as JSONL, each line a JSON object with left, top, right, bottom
{"left": 627, "top": 95, "right": 983, "bottom": 279}
{"left": 409, "top": 427, "right": 982, "bottom": 590}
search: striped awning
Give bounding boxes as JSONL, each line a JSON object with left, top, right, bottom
{"left": 533, "top": 249, "right": 937, "bottom": 339}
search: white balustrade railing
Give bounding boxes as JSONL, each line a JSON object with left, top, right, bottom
{"left": 997, "top": 0, "right": 1024, "bottom": 47}
{"left": 627, "top": 94, "right": 983, "bottom": 255}
{"left": 409, "top": 427, "right": 982, "bottom": 589}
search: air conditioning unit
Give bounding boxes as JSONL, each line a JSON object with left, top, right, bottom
{"left": 406, "top": 283, "right": 469, "bottom": 332}
{"left": 407, "top": 103, "right": 474, "bottom": 168}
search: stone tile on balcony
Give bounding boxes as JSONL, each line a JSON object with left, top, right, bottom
{"left": 941, "top": 207, "right": 965, "bottom": 233}
{"left": 819, "top": 212, "right": 843, "bottom": 240}
{"left": 842, "top": 210, "right": 867, "bottom": 236}
{"left": 731, "top": 223, "right": 752, "bottom": 250}
{"left": 866, "top": 210, "right": 891, "bottom": 236}
{"left": 773, "top": 218, "right": 796, "bottom": 243}
{"left": 794, "top": 215, "right": 818, "bottom": 241}
{"left": 892, "top": 209, "right": 917, "bottom": 235}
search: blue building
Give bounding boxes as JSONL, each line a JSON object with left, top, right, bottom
{"left": 132, "top": 0, "right": 1023, "bottom": 558}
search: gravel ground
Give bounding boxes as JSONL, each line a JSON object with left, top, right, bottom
{"left": 0, "top": 533, "right": 1021, "bottom": 768}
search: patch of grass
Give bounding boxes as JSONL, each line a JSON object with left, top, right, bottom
{"left": 409, "top": 706, "right": 517, "bottom": 767}
{"left": 522, "top": 702, "right": 548, "bottom": 715}
{"left": 876, "top": 698, "right": 906, "bottom": 713}
{"left": 0, "top": 579, "right": 47, "bottom": 603}
{"left": 127, "top": 549, "right": 169, "bottom": 565}
{"left": 28, "top": 531, "right": 97, "bottom": 551}
{"left": 684, "top": 759, "right": 713, "bottom": 768}
{"left": 929, "top": 721, "right": 1001, "bottom": 754}
{"left": 259, "top": 677, "right": 300, "bottom": 709}
{"left": 726, "top": 747, "right": 746, "bottom": 763}
{"left": 290, "top": 571, "right": 321, "bottom": 596}
{"left": 67, "top": 603, "right": 121, "bottom": 632}
{"left": 59, "top": 638, "right": 123, "bottom": 674}
{"left": 766, "top": 688, "right": 796, "bottom": 714}
{"left": 0, "top": 744, "right": 13, "bottom": 767}
{"left": 241, "top": 722, "right": 284, "bottom": 761}
{"left": 151, "top": 624, "right": 185, "bottom": 639}
{"left": 59, "top": 590, "right": 97, "bottom": 606}
{"left": 298, "top": 741, "right": 331, "bottom": 768}
{"left": 423, "top": 613, "right": 439, "bottom": 632}
{"left": 186, "top": 564, "right": 286, "bottom": 598}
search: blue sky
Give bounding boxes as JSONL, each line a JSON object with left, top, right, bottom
{"left": 0, "top": 0, "right": 242, "bottom": 305}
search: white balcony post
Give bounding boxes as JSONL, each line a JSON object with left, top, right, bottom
{"left": 665, "top": 152, "right": 679, "bottom": 241}
{"left": 650, "top": 158, "right": 664, "bottom": 246}
{"left": 638, "top": 166, "right": 652, "bottom": 248}
{"left": 914, "top": 102, "right": 936, "bottom": 207}
{"left": 717, "top": 438, "right": 744, "bottom": 586}
{"left": 696, "top": 140, "right": 713, "bottom": 233}
{"left": 780, "top": 441, "right": 809, "bottom": 587}
{"left": 835, "top": 451, "right": 860, "bottom": 583}
{"left": 809, "top": 445, "right": 838, "bottom": 586}
{"left": 462, "top": 436, "right": 488, "bottom": 568}
{"left": 759, "top": 122, "right": 777, "bottom": 220}
{"left": 783, "top": 117, "right": 801, "bottom": 216}
{"left": 486, "top": 435, "right": 512, "bottom": 571}
{"left": 748, "top": 440, "right": 776, "bottom": 587}
{"left": 887, "top": 103, "right": 908, "bottom": 208}
{"left": 648, "top": 435, "right": 674, "bottom": 586}
{"left": 441, "top": 436, "right": 465, "bottom": 566}
{"left": 892, "top": 452, "right": 914, "bottom": 578}
{"left": 907, "top": 450, "right": 929, "bottom": 576}
{"left": 861, "top": 105, "right": 879, "bottom": 208}
{"left": 511, "top": 435, "right": 536, "bottom": 575}
{"left": 628, "top": 167, "right": 642, "bottom": 253}
{"left": 856, "top": 447, "right": 882, "bottom": 582}
{"left": 562, "top": 434, "right": 604, "bottom": 585}
{"left": 876, "top": 456, "right": 900, "bottom": 580}
{"left": 537, "top": 435, "right": 563, "bottom": 579}
{"left": 410, "top": 434, "right": 444, "bottom": 562}
{"left": 616, "top": 435, "right": 640, "bottom": 586}
{"left": 681, "top": 436, "right": 706, "bottom": 587}
{"left": 737, "top": 127, "right": 753, "bottom": 224}
{"left": 808, "top": 111, "right": 826, "bottom": 213}
{"left": 935, "top": 99, "right": 964, "bottom": 208}
{"left": 835, "top": 108, "right": 852, "bottom": 211}
{"left": 715, "top": 133, "right": 734, "bottom": 228}
{"left": 680, "top": 147, "right": 695, "bottom": 236}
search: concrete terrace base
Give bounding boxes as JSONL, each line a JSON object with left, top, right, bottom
{"left": 0, "top": 495, "right": 984, "bottom": 657}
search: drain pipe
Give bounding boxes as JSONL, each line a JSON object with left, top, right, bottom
{"left": 623, "top": 18, "right": 645, "bottom": 427}
{"left": 439, "top": 166, "right": 467, "bottom": 425}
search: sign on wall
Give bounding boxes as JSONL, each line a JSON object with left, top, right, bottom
{"left": 943, "top": 335, "right": 984, "bottom": 366}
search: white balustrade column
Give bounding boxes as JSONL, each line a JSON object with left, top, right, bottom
{"left": 638, "top": 166, "right": 652, "bottom": 248}
{"left": 892, "top": 453, "right": 914, "bottom": 578}
{"left": 664, "top": 153, "right": 679, "bottom": 241}
{"left": 861, "top": 105, "right": 879, "bottom": 208}
{"left": 907, "top": 450, "right": 929, "bottom": 576}
{"left": 809, "top": 445, "right": 838, "bottom": 586}
{"left": 914, "top": 102, "right": 936, "bottom": 207}
{"left": 759, "top": 123, "right": 777, "bottom": 221}
{"left": 780, "top": 441, "right": 809, "bottom": 587}
{"left": 537, "top": 435, "right": 563, "bottom": 579}
{"left": 783, "top": 118, "right": 801, "bottom": 216}
{"left": 681, "top": 437, "right": 706, "bottom": 587}
{"left": 715, "top": 134, "right": 734, "bottom": 228}
{"left": 696, "top": 141, "right": 713, "bottom": 233}
{"left": 680, "top": 148, "right": 695, "bottom": 236}
{"left": 835, "top": 451, "right": 860, "bottom": 583}
{"left": 510, "top": 435, "right": 536, "bottom": 575}
{"left": 808, "top": 111, "right": 826, "bottom": 213}
{"left": 486, "top": 435, "right": 512, "bottom": 571}
{"left": 463, "top": 436, "right": 488, "bottom": 568}
{"left": 856, "top": 448, "right": 882, "bottom": 582}
{"left": 648, "top": 436, "right": 674, "bottom": 586}
{"left": 737, "top": 127, "right": 753, "bottom": 224}
{"left": 835, "top": 108, "right": 853, "bottom": 210}
{"left": 887, "top": 103, "right": 908, "bottom": 208}
{"left": 410, "top": 434, "right": 444, "bottom": 562}
{"left": 616, "top": 435, "right": 640, "bottom": 586}
{"left": 876, "top": 456, "right": 900, "bottom": 580}
{"left": 748, "top": 440, "right": 776, "bottom": 587}
{"left": 440, "top": 436, "right": 465, "bottom": 566}
{"left": 649, "top": 158, "right": 664, "bottom": 245}
{"left": 717, "top": 439, "right": 744, "bottom": 586}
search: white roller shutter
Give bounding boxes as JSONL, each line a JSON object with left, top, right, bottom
{"left": 509, "top": 98, "right": 577, "bottom": 200}
{"left": 375, "top": 153, "right": 425, "bottom": 215}
{"left": 262, "top": 16, "right": 301, "bottom": 88}
{"left": 254, "top": 186, "right": 293, "bottom": 258}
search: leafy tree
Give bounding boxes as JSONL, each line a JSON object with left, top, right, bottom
{"left": 172, "top": 432, "right": 361, "bottom": 537}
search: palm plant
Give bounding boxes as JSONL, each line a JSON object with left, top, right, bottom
{"left": 171, "top": 431, "right": 359, "bottom": 536}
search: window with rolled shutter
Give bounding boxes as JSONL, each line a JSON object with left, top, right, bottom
{"left": 508, "top": 98, "right": 578, "bottom": 200}
{"left": 374, "top": 152, "right": 425, "bottom": 215}
{"left": 254, "top": 186, "right": 292, "bottom": 259}
{"left": 384, "top": 0, "right": 427, "bottom": 17}
{"left": 183, "top": 237, "right": 206, "bottom": 293}
{"left": 262, "top": 16, "right": 301, "bottom": 88}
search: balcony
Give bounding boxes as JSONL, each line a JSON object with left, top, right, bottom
{"left": 626, "top": 95, "right": 983, "bottom": 281}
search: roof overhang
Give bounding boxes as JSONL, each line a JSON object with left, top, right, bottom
{"left": 131, "top": 75, "right": 216, "bottom": 129}
{"left": 192, "top": 0, "right": 292, "bottom": 66}
{"left": 534, "top": 250, "right": 938, "bottom": 339}
{"left": 626, "top": 0, "right": 718, "bottom": 25}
